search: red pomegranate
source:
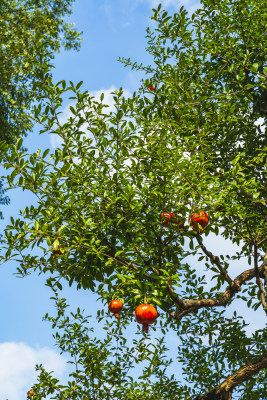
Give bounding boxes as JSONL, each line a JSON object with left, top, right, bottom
{"left": 27, "top": 389, "right": 34, "bottom": 399}
{"left": 189, "top": 211, "right": 209, "bottom": 232}
{"left": 108, "top": 300, "right": 123, "bottom": 318}
{"left": 135, "top": 304, "right": 157, "bottom": 333}
{"left": 148, "top": 86, "right": 155, "bottom": 91}
{"left": 52, "top": 245, "right": 65, "bottom": 259}
{"left": 160, "top": 212, "right": 184, "bottom": 229}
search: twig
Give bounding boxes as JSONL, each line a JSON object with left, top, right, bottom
{"left": 195, "top": 234, "right": 233, "bottom": 286}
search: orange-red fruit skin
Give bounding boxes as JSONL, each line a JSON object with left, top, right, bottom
{"left": 160, "top": 212, "right": 184, "bottom": 229}
{"left": 189, "top": 211, "right": 209, "bottom": 232}
{"left": 27, "top": 389, "right": 34, "bottom": 398}
{"left": 108, "top": 300, "right": 123, "bottom": 317}
{"left": 135, "top": 304, "right": 157, "bottom": 332}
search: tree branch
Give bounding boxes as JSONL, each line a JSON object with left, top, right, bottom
{"left": 195, "top": 234, "right": 233, "bottom": 286}
{"left": 254, "top": 247, "right": 267, "bottom": 313}
{"left": 170, "top": 255, "right": 267, "bottom": 320}
{"left": 194, "top": 353, "right": 267, "bottom": 400}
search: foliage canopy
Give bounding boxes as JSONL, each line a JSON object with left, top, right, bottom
{"left": 0, "top": 0, "right": 81, "bottom": 143}
{"left": 0, "top": 0, "right": 266, "bottom": 399}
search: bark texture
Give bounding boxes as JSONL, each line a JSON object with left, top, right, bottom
{"left": 194, "top": 353, "right": 267, "bottom": 400}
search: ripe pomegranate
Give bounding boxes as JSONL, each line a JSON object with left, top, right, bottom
{"left": 27, "top": 389, "right": 34, "bottom": 398}
{"left": 52, "top": 245, "right": 65, "bottom": 259}
{"left": 148, "top": 86, "right": 155, "bottom": 91}
{"left": 189, "top": 211, "right": 209, "bottom": 232}
{"left": 108, "top": 300, "right": 123, "bottom": 318}
{"left": 160, "top": 212, "right": 184, "bottom": 229}
{"left": 135, "top": 304, "right": 157, "bottom": 332}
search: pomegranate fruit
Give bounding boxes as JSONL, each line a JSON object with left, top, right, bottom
{"left": 189, "top": 211, "right": 209, "bottom": 232}
{"left": 108, "top": 300, "right": 123, "bottom": 318}
{"left": 135, "top": 304, "right": 157, "bottom": 332}
{"left": 160, "top": 212, "right": 184, "bottom": 229}
{"left": 52, "top": 245, "right": 65, "bottom": 259}
{"left": 27, "top": 389, "right": 34, "bottom": 398}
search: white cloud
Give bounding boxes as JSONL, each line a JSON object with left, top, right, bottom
{"left": 137, "top": 0, "right": 179, "bottom": 8}
{"left": 255, "top": 117, "right": 265, "bottom": 132}
{"left": 0, "top": 342, "right": 67, "bottom": 400}
{"left": 91, "top": 85, "right": 131, "bottom": 112}
{"left": 50, "top": 86, "right": 131, "bottom": 149}
{"left": 137, "top": 0, "right": 201, "bottom": 12}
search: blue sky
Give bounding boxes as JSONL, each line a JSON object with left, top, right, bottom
{"left": 0, "top": 1, "right": 265, "bottom": 399}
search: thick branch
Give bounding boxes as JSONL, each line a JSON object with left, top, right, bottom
{"left": 171, "top": 256, "right": 267, "bottom": 320}
{"left": 254, "top": 247, "right": 267, "bottom": 312}
{"left": 116, "top": 247, "right": 267, "bottom": 319}
{"left": 194, "top": 353, "right": 267, "bottom": 400}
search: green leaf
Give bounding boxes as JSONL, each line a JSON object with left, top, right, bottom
{"left": 53, "top": 239, "right": 60, "bottom": 250}
{"left": 58, "top": 225, "right": 67, "bottom": 234}
{"left": 251, "top": 63, "right": 259, "bottom": 73}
